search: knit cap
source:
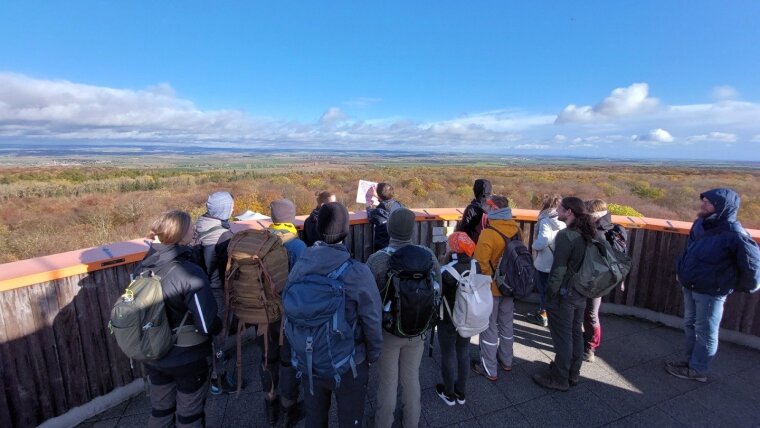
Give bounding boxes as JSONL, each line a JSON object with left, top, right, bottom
{"left": 387, "top": 208, "right": 415, "bottom": 243}
{"left": 270, "top": 199, "right": 296, "bottom": 224}
{"left": 317, "top": 202, "right": 350, "bottom": 244}
{"left": 448, "top": 231, "right": 476, "bottom": 257}
{"left": 206, "top": 191, "right": 234, "bottom": 220}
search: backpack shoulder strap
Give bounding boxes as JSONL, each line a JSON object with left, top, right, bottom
{"left": 196, "top": 225, "right": 225, "bottom": 241}
{"left": 442, "top": 261, "right": 463, "bottom": 283}
{"left": 329, "top": 260, "right": 352, "bottom": 280}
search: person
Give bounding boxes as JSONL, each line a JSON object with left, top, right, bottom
{"left": 303, "top": 191, "right": 336, "bottom": 247}
{"left": 263, "top": 199, "right": 307, "bottom": 427}
{"left": 287, "top": 202, "right": 383, "bottom": 428}
{"left": 526, "top": 194, "right": 565, "bottom": 328}
{"left": 136, "top": 210, "right": 221, "bottom": 428}
{"left": 436, "top": 232, "right": 479, "bottom": 406}
{"left": 193, "top": 191, "right": 237, "bottom": 395}
{"left": 532, "top": 197, "right": 595, "bottom": 391}
{"left": 366, "top": 208, "right": 441, "bottom": 428}
{"left": 667, "top": 188, "right": 760, "bottom": 382}
{"left": 471, "top": 195, "right": 521, "bottom": 380}
{"left": 456, "top": 178, "right": 492, "bottom": 243}
{"left": 583, "top": 199, "right": 627, "bottom": 363}
{"left": 366, "top": 182, "right": 404, "bottom": 252}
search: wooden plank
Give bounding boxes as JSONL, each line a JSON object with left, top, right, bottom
{"left": 54, "top": 275, "right": 91, "bottom": 408}
{"left": 0, "top": 290, "right": 21, "bottom": 427}
{"left": 663, "top": 234, "right": 687, "bottom": 316}
{"left": 363, "top": 224, "right": 374, "bottom": 263}
{"left": 92, "top": 266, "right": 135, "bottom": 388}
{"left": 353, "top": 224, "right": 365, "bottom": 262}
{"left": 419, "top": 221, "right": 431, "bottom": 248}
{"left": 625, "top": 228, "right": 644, "bottom": 307}
{"left": 344, "top": 226, "right": 355, "bottom": 258}
{"left": 739, "top": 292, "right": 760, "bottom": 335}
{"left": 411, "top": 221, "right": 421, "bottom": 246}
{"left": 73, "top": 281, "right": 113, "bottom": 397}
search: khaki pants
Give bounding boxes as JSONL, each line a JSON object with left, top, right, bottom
{"left": 374, "top": 331, "right": 425, "bottom": 428}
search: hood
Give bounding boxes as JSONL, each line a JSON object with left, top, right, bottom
{"left": 195, "top": 215, "right": 228, "bottom": 233}
{"left": 139, "top": 243, "right": 191, "bottom": 271}
{"left": 473, "top": 179, "right": 492, "bottom": 201}
{"left": 292, "top": 242, "right": 352, "bottom": 276}
{"left": 701, "top": 188, "right": 740, "bottom": 224}
{"left": 488, "top": 207, "right": 513, "bottom": 221}
{"left": 488, "top": 218, "right": 521, "bottom": 238}
{"left": 595, "top": 212, "right": 615, "bottom": 231}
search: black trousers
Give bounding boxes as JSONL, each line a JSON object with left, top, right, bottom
{"left": 546, "top": 290, "right": 587, "bottom": 381}
{"left": 303, "top": 360, "right": 370, "bottom": 428}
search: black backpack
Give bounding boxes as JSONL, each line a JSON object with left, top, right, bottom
{"left": 381, "top": 245, "right": 439, "bottom": 338}
{"left": 488, "top": 227, "right": 536, "bottom": 300}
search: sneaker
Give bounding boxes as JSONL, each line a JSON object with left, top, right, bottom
{"left": 210, "top": 372, "right": 238, "bottom": 395}
{"left": 665, "top": 359, "right": 689, "bottom": 369}
{"left": 583, "top": 349, "right": 596, "bottom": 363}
{"left": 498, "top": 359, "right": 512, "bottom": 372}
{"left": 538, "top": 310, "right": 549, "bottom": 327}
{"left": 532, "top": 371, "right": 569, "bottom": 392}
{"left": 435, "top": 384, "right": 456, "bottom": 406}
{"left": 665, "top": 365, "right": 707, "bottom": 383}
{"left": 282, "top": 401, "right": 305, "bottom": 428}
{"left": 471, "top": 361, "right": 497, "bottom": 381}
{"left": 454, "top": 390, "right": 466, "bottom": 405}
{"left": 526, "top": 311, "right": 549, "bottom": 327}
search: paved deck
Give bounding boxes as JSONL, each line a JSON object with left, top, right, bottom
{"left": 79, "top": 302, "right": 760, "bottom": 427}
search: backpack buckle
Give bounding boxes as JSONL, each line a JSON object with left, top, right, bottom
{"left": 305, "top": 337, "right": 313, "bottom": 352}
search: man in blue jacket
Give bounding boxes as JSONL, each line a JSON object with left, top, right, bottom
{"left": 668, "top": 188, "right": 760, "bottom": 382}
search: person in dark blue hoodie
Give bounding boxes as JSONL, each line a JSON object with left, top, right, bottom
{"left": 667, "top": 188, "right": 760, "bottom": 382}
{"left": 366, "top": 182, "right": 404, "bottom": 252}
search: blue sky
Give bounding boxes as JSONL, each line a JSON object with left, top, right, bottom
{"left": 1, "top": 1, "right": 759, "bottom": 160}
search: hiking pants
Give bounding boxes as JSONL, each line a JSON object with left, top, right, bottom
{"left": 546, "top": 290, "right": 587, "bottom": 381}
{"left": 437, "top": 320, "right": 470, "bottom": 397}
{"left": 583, "top": 297, "right": 602, "bottom": 351}
{"left": 303, "top": 360, "right": 370, "bottom": 428}
{"left": 374, "top": 331, "right": 425, "bottom": 428}
{"left": 211, "top": 289, "right": 236, "bottom": 378}
{"left": 146, "top": 361, "right": 209, "bottom": 428}
{"left": 256, "top": 320, "right": 300, "bottom": 405}
{"left": 535, "top": 270, "right": 549, "bottom": 311}
{"left": 479, "top": 295, "right": 514, "bottom": 378}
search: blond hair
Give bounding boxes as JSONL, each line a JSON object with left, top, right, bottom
{"left": 148, "top": 210, "right": 192, "bottom": 244}
{"left": 585, "top": 199, "right": 608, "bottom": 213}
{"left": 540, "top": 193, "right": 563, "bottom": 211}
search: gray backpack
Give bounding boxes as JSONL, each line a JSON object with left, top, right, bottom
{"left": 571, "top": 238, "right": 632, "bottom": 298}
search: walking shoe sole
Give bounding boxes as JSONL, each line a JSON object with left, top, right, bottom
{"left": 664, "top": 365, "right": 707, "bottom": 383}
{"left": 436, "top": 391, "right": 456, "bottom": 406}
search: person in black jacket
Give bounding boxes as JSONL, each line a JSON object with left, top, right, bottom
{"left": 135, "top": 210, "right": 222, "bottom": 428}
{"left": 456, "top": 179, "right": 491, "bottom": 243}
{"left": 366, "top": 182, "right": 404, "bottom": 252}
{"left": 303, "top": 191, "right": 336, "bottom": 247}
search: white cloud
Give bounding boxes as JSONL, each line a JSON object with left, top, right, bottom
{"left": 752, "top": 134, "right": 760, "bottom": 143}
{"left": 343, "top": 97, "right": 382, "bottom": 108}
{"left": 634, "top": 128, "right": 674, "bottom": 144}
{"left": 686, "top": 132, "right": 737, "bottom": 144}
{"left": 712, "top": 85, "right": 739, "bottom": 101}
{"left": 555, "top": 83, "right": 660, "bottom": 124}
{"left": 319, "top": 107, "right": 347, "bottom": 125}
{"left": 553, "top": 134, "right": 567, "bottom": 143}
{"left": 513, "top": 144, "right": 550, "bottom": 150}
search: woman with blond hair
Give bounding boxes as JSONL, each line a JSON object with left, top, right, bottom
{"left": 135, "top": 210, "right": 221, "bottom": 428}
{"left": 527, "top": 194, "right": 566, "bottom": 327}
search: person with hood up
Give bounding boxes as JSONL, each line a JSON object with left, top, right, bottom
{"left": 471, "top": 195, "right": 522, "bottom": 381}
{"left": 667, "top": 188, "right": 760, "bottom": 382}
{"left": 303, "top": 191, "right": 336, "bottom": 247}
{"left": 526, "top": 194, "right": 565, "bottom": 328}
{"left": 366, "top": 182, "right": 405, "bottom": 252}
{"left": 456, "top": 179, "right": 492, "bottom": 243}
{"left": 137, "top": 210, "right": 222, "bottom": 428}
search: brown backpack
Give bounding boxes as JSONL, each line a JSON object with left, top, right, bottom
{"left": 224, "top": 228, "right": 291, "bottom": 393}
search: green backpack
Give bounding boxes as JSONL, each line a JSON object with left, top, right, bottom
{"left": 109, "top": 265, "right": 189, "bottom": 361}
{"left": 570, "top": 238, "right": 632, "bottom": 299}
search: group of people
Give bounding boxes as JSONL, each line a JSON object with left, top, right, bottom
{"left": 131, "top": 179, "right": 760, "bottom": 428}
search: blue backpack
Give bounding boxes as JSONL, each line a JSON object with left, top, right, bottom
{"left": 282, "top": 260, "right": 358, "bottom": 395}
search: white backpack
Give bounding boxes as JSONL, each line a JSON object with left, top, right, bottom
{"left": 441, "top": 259, "right": 493, "bottom": 338}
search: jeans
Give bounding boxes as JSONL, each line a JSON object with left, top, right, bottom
{"left": 535, "top": 271, "right": 549, "bottom": 311}
{"left": 546, "top": 289, "right": 586, "bottom": 380}
{"left": 374, "top": 332, "right": 425, "bottom": 428}
{"left": 303, "top": 360, "right": 370, "bottom": 428}
{"left": 479, "top": 296, "right": 514, "bottom": 377}
{"left": 682, "top": 288, "right": 726, "bottom": 375}
{"left": 583, "top": 297, "right": 602, "bottom": 351}
{"left": 437, "top": 321, "right": 469, "bottom": 396}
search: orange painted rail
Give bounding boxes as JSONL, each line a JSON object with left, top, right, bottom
{"left": 1, "top": 208, "right": 758, "bottom": 292}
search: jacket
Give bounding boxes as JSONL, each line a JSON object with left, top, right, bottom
{"left": 440, "top": 253, "right": 483, "bottom": 323}
{"left": 532, "top": 209, "right": 566, "bottom": 273}
{"left": 194, "top": 215, "right": 232, "bottom": 290}
{"left": 367, "top": 199, "right": 404, "bottom": 251}
{"left": 286, "top": 242, "right": 384, "bottom": 364}
{"left": 133, "top": 243, "right": 221, "bottom": 369}
{"left": 302, "top": 208, "right": 320, "bottom": 247}
{"left": 546, "top": 227, "right": 587, "bottom": 298}
{"left": 474, "top": 211, "right": 523, "bottom": 296}
{"left": 456, "top": 179, "right": 491, "bottom": 243}
{"left": 677, "top": 188, "right": 760, "bottom": 296}
{"left": 268, "top": 226, "right": 307, "bottom": 270}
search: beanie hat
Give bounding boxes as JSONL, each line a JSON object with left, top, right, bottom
{"left": 270, "top": 199, "right": 296, "bottom": 224}
{"left": 317, "top": 202, "right": 350, "bottom": 244}
{"left": 206, "top": 191, "right": 234, "bottom": 220}
{"left": 448, "top": 232, "right": 476, "bottom": 257}
{"left": 387, "top": 208, "right": 415, "bottom": 243}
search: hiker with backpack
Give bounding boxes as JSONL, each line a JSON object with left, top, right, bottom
{"left": 532, "top": 197, "right": 596, "bottom": 391}
{"left": 667, "top": 188, "right": 760, "bottom": 382}
{"left": 471, "top": 195, "right": 523, "bottom": 381}
{"left": 303, "top": 191, "right": 337, "bottom": 246}
{"left": 366, "top": 208, "right": 441, "bottom": 428}
{"left": 526, "top": 194, "right": 566, "bottom": 328}
{"left": 366, "top": 182, "right": 405, "bottom": 252}
{"left": 456, "top": 178, "right": 492, "bottom": 243}
{"left": 436, "top": 232, "right": 491, "bottom": 406}
{"left": 282, "top": 202, "right": 383, "bottom": 428}
{"left": 130, "top": 210, "right": 221, "bottom": 428}
{"left": 583, "top": 199, "right": 627, "bottom": 363}
{"left": 193, "top": 191, "right": 237, "bottom": 395}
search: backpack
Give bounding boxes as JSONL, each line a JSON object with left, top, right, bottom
{"left": 441, "top": 259, "right": 493, "bottom": 338}
{"left": 109, "top": 264, "right": 188, "bottom": 361}
{"left": 224, "top": 229, "right": 291, "bottom": 391}
{"left": 282, "top": 260, "right": 357, "bottom": 395}
{"left": 570, "top": 238, "right": 633, "bottom": 298}
{"left": 605, "top": 225, "right": 627, "bottom": 254}
{"left": 381, "top": 245, "right": 440, "bottom": 338}
{"left": 488, "top": 227, "right": 536, "bottom": 300}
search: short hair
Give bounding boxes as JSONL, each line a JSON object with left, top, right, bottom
{"left": 148, "top": 210, "right": 191, "bottom": 244}
{"left": 585, "top": 199, "right": 608, "bottom": 213}
{"left": 540, "top": 193, "right": 563, "bottom": 211}
{"left": 377, "top": 182, "right": 394, "bottom": 201}
{"left": 488, "top": 195, "right": 510, "bottom": 209}
{"left": 316, "top": 191, "right": 336, "bottom": 205}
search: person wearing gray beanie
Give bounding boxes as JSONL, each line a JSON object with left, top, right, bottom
{"left": 270, "top": 199, "right": 297, "bottom": 224}
{"left": 387, "top": 208, "right": 416, "bottom": 246}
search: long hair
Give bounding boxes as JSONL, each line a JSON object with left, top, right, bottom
{"left": 540, "top": 193, "right": 562, "bottom": 212}
{"left": 561, "top": 197, "right": 596, "bottom": 241}
{"left": 148, "top": 210, "right": 192, "bottom": 244}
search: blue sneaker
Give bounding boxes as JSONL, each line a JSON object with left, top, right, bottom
{"left": 210, "top": 372, "right": 238, "bottom": 395}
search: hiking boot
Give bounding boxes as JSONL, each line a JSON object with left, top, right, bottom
{"left": 282, "top": 401, "right": 305, "bottom": 428}
{"left": 532, "top": 371, "right": 569, "bottom": 392}
{"left": 210, "top": 372, "right": 238, "bottom": 395}
{"left": 264, "top": 398, "right": 280, "bottom": 426}
{"left": 569, "top": 372, "right": 580, "bottom": 386}
{"left": 471, "top": 361, "right": 497, "bottom": 381}
{"left": 435, "top": 384, "right": 456, "bottom": 406}
{"left": 665, "top": 365, "right": 707, "bottom": 383}
{"left": 498, "top": 359, "right": 512, "bottom": 372}
{"left": 526, "top": 311, "right": 549, "bottom": 327}
{"left": 454, "top": 390, "right": 466, "bottom": 405}
{"left": 583, "top": 349, "right": 596, "bottom": 363}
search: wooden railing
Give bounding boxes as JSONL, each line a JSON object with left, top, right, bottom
{"left": 0, "top": 208, "right": 759, "bottom": 427}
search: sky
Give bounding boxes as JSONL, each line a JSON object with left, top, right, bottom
{"left": 1, "top": 1, "right": 759, "bottom": 160}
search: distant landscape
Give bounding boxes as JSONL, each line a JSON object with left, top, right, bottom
{"left": 1, "top": 147, "right": 759, "bottom": 263}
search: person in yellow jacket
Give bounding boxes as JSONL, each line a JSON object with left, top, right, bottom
{"left": 471, "top": 195, "right": 523, "bottom": 381}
